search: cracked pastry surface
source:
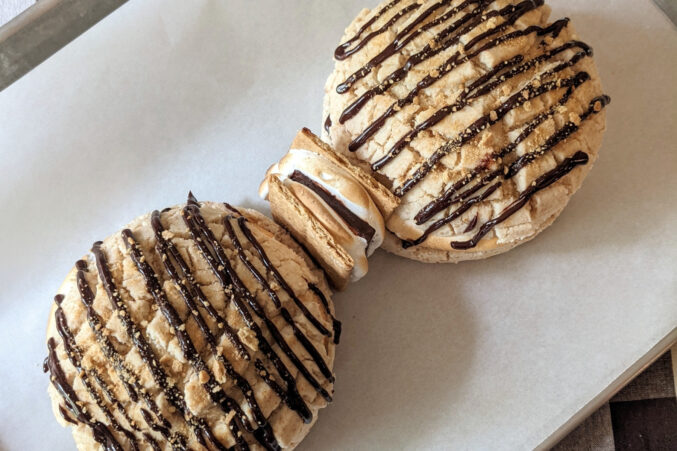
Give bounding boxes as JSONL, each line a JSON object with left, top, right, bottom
{"left": 44, "top": 198, "right": 339, "bottom": 450}
{"left": 322, "top": 0, "right": 609, "bottom": 263}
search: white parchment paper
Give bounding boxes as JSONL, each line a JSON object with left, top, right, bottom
{"left": 0, "top": 1, "right": 675, "bottom": 449}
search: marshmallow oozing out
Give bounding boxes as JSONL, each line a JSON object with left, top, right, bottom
{"left": 260, "top": 148, "right": 385, "bottom": 282}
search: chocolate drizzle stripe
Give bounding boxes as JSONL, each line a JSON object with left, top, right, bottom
{"left": 450, "top": 151, "right": 590, "bottom": 249}
{"left": 367, "top": 24, "right": 583, "bottom": 164}
{"left": 413, "top": 73, "right": 582, "bottom": 224}
{"left": 223, "top": 215, "right": 334, "bottom": 383}
{"left": 336, "top": 0, "right": 479, "bottom": 93}
{"left": 339, "top": 0, "right": 546, "bottom": 124}
{"left": 90, "top": 371, "right": 141, "bottom": 434}
{"left": 150, "top": 211, "right": 281, "bottom": 451}
{"left": 251, "top": 360, "right": 285, "bottom": 401}
{"left": 90, "top": 243, "right": 226, "bottom": 450}
{"left": 223, "top": 201, "right": 243, "bottom": 216}
{"left": 289, "top": 170, "right": 376, "bottom": 244}
{"left": 324, "top": 115, "right": 332, "bottom": 134}
{"left": 339, "top": 0, "right": 491, "bottom": 123}
{"left": 402, "top": 94, "right": 609, "bottom": 248}
{"left": 150, "top": 212, "right": 249, "bottom": 361}
{"left": 308, "top": 283, "right": 342, "bottom": 345}
{"left": 394, "top": 70, "right": 591, "bottom": 197}
{"left": 75, "top": 277, "right": 191, "bottom": 450}
{"left": 45, "top": 337, "right": 125, "bottom": 451}
{"left": 233, "top": 213, "right": 335, "bottom": 340}
{"left": 336, "top": 2, "right": 420, "bottom": 61}
{"left": 74, "top": 261, "right": 187, "bottom": 450}
{"left": 463, "top": 214, "right": 479, "bottom": 233}
{"left": 334, "top": 0, "right": 404, "bottom": 60}
{"left": 121, "top": 229, "right": 257, "bottom": 448}
{"left": 58, "top": 404, "right": 78, "bottom": 425}
{"left": 181, "top": 203, "right": 315, "bottom": 422}
{"left": 53, "top": 296, "right": 141, "bottom": 450}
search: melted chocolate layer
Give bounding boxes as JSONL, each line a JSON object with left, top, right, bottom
{"left": 289, "top": 170, "right": 376, "bottom": 244}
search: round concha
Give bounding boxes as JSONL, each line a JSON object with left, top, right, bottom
{"left": 323, "top": 0, "right": 609, "bottom": 263}
{"left": 44, "top": 198, "right": 339, "bottom": 450}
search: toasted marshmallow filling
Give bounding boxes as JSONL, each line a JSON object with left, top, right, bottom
{"left": 260, "top": 148, "right": 385, "bottom": 281}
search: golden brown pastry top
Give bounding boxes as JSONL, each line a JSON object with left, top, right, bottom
{"left": 44, "top": 197, "right": 339, "bottom": 450}
{"left": 323, "top": 0, "right": 609, "bottom": 262}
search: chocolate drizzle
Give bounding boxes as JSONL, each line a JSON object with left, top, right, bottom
{"left": 74, "top": 264, "right": 175, "bottom": 438}
{"left": 324, "top": 115, "right": 332, "bottom": 134}
{"left": 505, "top": 95, "right": 610, "bottom": 178}
{"left": 350, "top": 18, "right": 574, "bottom": 154}
{"left": 91, "top": 242, "right": 228, "bottom": 451}
{"left": 58, "top": 405, "right": 78, "bottom": 425}
{"left": 308, "top": 283, "right": 342, "bottom": 345}
{"left": 337, "top": 2, "right": 420, "bottom": 61}
{"left": 121, "top": 228, "right": 253, "bottom": 449}
{"left": 369, "top": 33, "right": 587, "bottom": 166}
{"left": 150, "top": 211, "right": 250, "bottom": 361}
{"left": 463, "top": 214, "right": 478, "bottom": 233}
{"left": 450, "top": 151, "right": 590, "bottom": 249}
{"left": 331, "top": 0, "right": 609, "bottom": 250}
{"left": 77, "top": 253, "right": 196, "bottom": 450}
{"left": 183, "top": 199, "right": 336, "bottom": 405}
{"left": 181, "top": 199, "right": 332, "bottom": 421}
{"left": 413, "top": 80, "right": 587, "bottom": 225}
{"left": 338, "top": 0, "right": 546, "bottom": 124}
{"left": 44, "top": 337, "right": 124, "bottom": 451}
{"left": 53, "top": 295, "right": 142, "bottom": 450}
{"left": 223, "top": 214, "right": 334, "bottom": 380}
{"left": 150, "top": 210, "right": 280, "bottom": 450}
{"left": 46, "top": 200, "right": 336, "bottom": 449}
{"left": 334, "top": 0, "right": 405, "bottom": 61}
{"left": 401, "top": 95, "right": 608, "bottom": 249}
{"left": 395, "top": 70, "right": 592, "bottom": 197}
{"left": 232, "top": 212, "right": 337, "bottom": 341}
{"left": 289, "top": 170, "right": 376, "bottom": 244}
{"left": 336, "top": 0, "right": 478, "bottom": 94}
